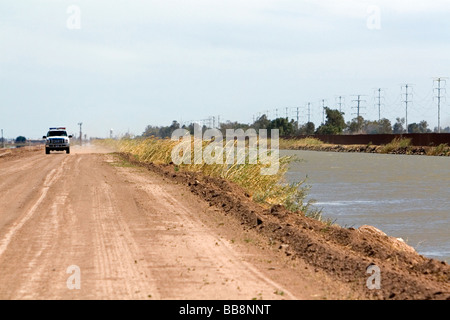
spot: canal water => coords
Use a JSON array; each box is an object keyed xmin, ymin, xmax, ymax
[{"xmin": 282, "ymin": 150, "xmax": 450, "ymax": 263}]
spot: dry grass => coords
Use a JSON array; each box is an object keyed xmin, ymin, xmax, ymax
[
  {"xmin": 279, "ymin": 137, "xmax": 324, "ymax": 149},
  {"xmin": 379, "ymin": 137, "xmax": 412, "ymax": 154},
  {"xmin": 97, "ymin": 137, "xmax": 318, "ymax": 216},
  {"xmin": 426, "ymin": 143, "xmax": 450, "ymax": 156}
]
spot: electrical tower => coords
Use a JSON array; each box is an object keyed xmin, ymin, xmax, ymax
[
  {"xmin": 375, "ymin": 88, "xmax": 384, "ymax": 121},
  {"xmin": 321, "ymin": 99, "xmax": 327, "ymax": 124},
  {"xmin": 433, "ymin": 77, "xmax": 447, "ymax": 133},
  {"xmin": 78, "ymin": 122, "xmax": 83, "ymax": 146},
  {"xmin": 336, "ymin": 96, "xmax": 344, "ymax": 113},
  {"xmin": 401, "ymin": 84, "xmax": 413, "ymax": 133},
  {"xmin": 351, "ymin": 95, "xmax": 366, "ymax": 133},
  {"xmin": 351, "ymin": 95, "xmax": 366, "ymax": 118},
  {"xmin": 307, "ymin": 102, "xmax": 311, "ymax": 123}
]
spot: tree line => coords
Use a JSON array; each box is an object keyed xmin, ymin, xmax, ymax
[{"xmin": 141, "ymin": 109, "xmax": 450, "ymax": 138}]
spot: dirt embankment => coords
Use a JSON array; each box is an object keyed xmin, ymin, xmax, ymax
[
  {"xmin": 282, "ymin": 143, "xmax": 450, "ymax": 156},
  {"xmin": 120, "ymin": 153, "xmax": 450, "ymax": 300}
]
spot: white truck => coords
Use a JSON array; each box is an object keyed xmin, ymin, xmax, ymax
[{"xmin": 43, "ymin": 127, "xmax": 72, "ymax": 154}]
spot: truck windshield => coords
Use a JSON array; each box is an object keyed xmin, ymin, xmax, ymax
[{"xmin": 47, "ymin": 131, "xmax": 68, "ymax": 137}]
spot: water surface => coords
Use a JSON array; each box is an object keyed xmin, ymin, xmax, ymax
[{"xmin": 282, "ymin": 150, "xmax": 450, "ymax": 263}]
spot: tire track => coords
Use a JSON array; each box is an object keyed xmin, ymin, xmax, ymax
[{"xmin": 0, "ymin": 157, "xmax": 69, "ymax": 259}]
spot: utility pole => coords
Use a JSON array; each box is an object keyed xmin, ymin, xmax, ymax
[
  {"xmin": 401, "ymin": 84, "xmax": 413, "ymax": 133},
  {"xmin": 352, "ymin": 95, "xmax": 366, "ymax": 118},
  {"xmin": 296, "ymin": 107, "xmax": 300, "ymax": 129},
  {"xmin": 307, "ymin": 102, "xmax": 311, "ymax": 123},
  {"xmin": 1, "ymin": 129, "xmax": 4, "ymax": 149},
  {"xmin": 285, "ymin": 107, "xmax": 289, "ymax": 119},
  {"xmin": 321, "ymin": 99, "xmax": 327, "ymax": 124},
  {"xmin": 375, "ymin": 88, "xmax": 384, "ymax": 121},
  {"xmin": 434, "ymin": 77, "xmax": 447, "ymax": 133},
  {"xmin": 352, "ymin": 95, "xmax": 366, "ymax": 133},
  {"xmin": 78, "ymin": 122, "xmax": 83, "ymax": 146},
  {"xmin": 337, "ymin": 96, "xmax": 344, "ymax": 113}
]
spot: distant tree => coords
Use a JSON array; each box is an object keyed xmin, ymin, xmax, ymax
[
  {"xmin": 158, "ymin": 121, "xmax": 180, "ymax": 138},
  {"xmin": 298, "ymin": 122, "xmax": 315, "ymax": 135},
  {"xmin": 315, "ymin": 108, "xmax": 346, "ymax": 135},
  {"xmin": 364, "ymin": 118, "xmax": 393, "ymax": 134},
  {"xmin": 219, "ymin": 121, "xmax": 250, "ymax": 133},
  {"xmin": 267, "ymin": 118, "xmax": 297, "ymax": 136},
  {"xmin": 345, "ymin": 116, "xmax": 365, "ymax": 134},
  {"xmin": 393, "ymin": 117, "xmax": 406, "ymax": 134},
  {"xmin": 377, "ymin": 118, "xmax": 393, "ymax": 134},
  {"xmin": 141, "ymin": 120, "xmax": 181, "ymax": 138},
  {"xmin": 408, "ymin": 120, "xmax": 431, "ymax": 133},
  {"xmin": 252, "ymin": 114, "xmax": 271, "ymax": 130},
  {"xmin": 142, "ymin": 125, "xmax": 160, "ymax": 137},
  {"xmin": 15, "ymin": 136, "xmax": 26, "ymax": 143}
]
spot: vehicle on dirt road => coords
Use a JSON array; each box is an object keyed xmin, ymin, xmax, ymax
[{"xmin": 43, "ymin": 127, "xmax": 72, "ymax": 154}]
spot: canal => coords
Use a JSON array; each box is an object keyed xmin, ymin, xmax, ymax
[{"xmin": 283, "ymin": 150, "xmax": 450, "ymax": 263}]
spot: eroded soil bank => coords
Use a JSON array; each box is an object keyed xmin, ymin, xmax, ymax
[
  {"xmin": 281, "ymin": 143, "xmax": 450, "ymax": 156},
  {"xmin": 120, "ymin": 152, "xmax": 450, "ymax": 300}
]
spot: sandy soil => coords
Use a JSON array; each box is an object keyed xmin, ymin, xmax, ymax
[{"xmin": 0, "ymin": 145, "xmax": 360, "ymax": 300}]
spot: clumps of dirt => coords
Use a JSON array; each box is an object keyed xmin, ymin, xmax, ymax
[
  {"xmin": 287, "ymin": 144, "xmax": 449, "ymax": 156},
  {"xmin": 119, "ymin": 153, "xmax": 450, "ymax": 300}
]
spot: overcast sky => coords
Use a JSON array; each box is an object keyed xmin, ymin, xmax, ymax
[{"xmin": 1, "ymin": 0, "xmax": 450, "ymax": 139}]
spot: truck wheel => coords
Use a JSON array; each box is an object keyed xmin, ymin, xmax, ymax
[
  {"xmin": 45, "ymin": 148, "xmax": 50, "ymax": 154},
  {"xmin": 66, "ymin": 148, "xmax": 70, "ymax": 154}
]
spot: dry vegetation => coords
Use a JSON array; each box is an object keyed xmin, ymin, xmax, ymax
[{"xmin": 97, "ymin": 137, "xmax": 322, "ymax": 220}]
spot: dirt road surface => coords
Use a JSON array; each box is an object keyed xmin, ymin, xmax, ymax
[{"xmin": 0, "ymin": 145, "xmax": 355, "ymax": 300}]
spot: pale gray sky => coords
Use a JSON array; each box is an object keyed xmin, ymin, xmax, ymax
[{"xmin": 1, "ymin": 0, "xmax": 450, "ymax": 139}]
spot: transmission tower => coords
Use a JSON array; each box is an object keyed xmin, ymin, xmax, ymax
[
  {"xmin": 374, "ymin": 88, "xmax": 385, "ymax": 121},
  {"xmin": 78, "ymin": 122, "xmax": 83, "ymax": 146},
  {"xmin": 336, "ymin": 96, "xmax": 345, "ymax": 113},
  {"xmin": 321, "ymin": 99, "xmax": 327, "ymax": 124},
  {"xmin": 351, "ymin": 95, "xmax": 366, "ymax": 118},
  {"xmin": 307, "ymin": 102, "xmax": 311, "ymax": 123},
  {"xmin": 401, "ymin": 84, "xmax": 413, "ymax": 133},
  {"xmin": 433, "ymin": 77, "xmax": 447, "ymax": 133}
]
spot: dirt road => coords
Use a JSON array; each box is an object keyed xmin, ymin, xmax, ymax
[{"xmin": 0, "ymin": 145, "xmax": 356, "ymax": 300}]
